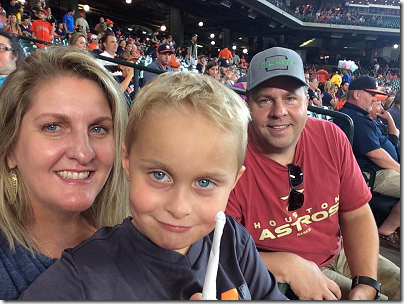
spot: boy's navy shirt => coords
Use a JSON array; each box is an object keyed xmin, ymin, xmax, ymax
[{"xmin": 19, "ymin": 216, "xmax": 287, "ymax": 300}]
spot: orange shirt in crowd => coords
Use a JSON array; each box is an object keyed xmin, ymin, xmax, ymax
[
  {"xmin": 218, "ymin": 48, "xmax": 232, "ymax": 59},
  {"xmin": 30, "ymin": 20, "xmax": 53, "ymax": 48}
]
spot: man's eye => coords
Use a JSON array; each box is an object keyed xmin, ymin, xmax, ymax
[{"xmin": 90, "ymin": 126, "xmax": 108, "ymax": 134}]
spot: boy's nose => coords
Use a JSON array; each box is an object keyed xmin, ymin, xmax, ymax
[{"xmin": 165, "ymin": 187, "xmax": 193, "ymax": 219}]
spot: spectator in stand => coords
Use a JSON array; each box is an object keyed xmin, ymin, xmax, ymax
[
  {"xmin": 217, "ymin": 57, "xmax": 231, "ymax": 79},
  {"xmin": 159, "ymin": 36, "xmax": 166, "ymax": 45},
  {"xmin": 0, "ymin": 8, "xmax": 6, "ymax": 29},
  {"xmin": 337, "ymin": 80, "xmax": 349, "ymax": 99},
  {"xmin": 196, "ymin": 54, "xmax": 205, "ymax": 74},
  {"xmin": 0, "ymin": 46, "xmax": 129, "ymax": 300},
  {"xmin": 4, "ymin": 13, "xmax": 21, "ymax": 35},
  {"xmin": 98, "ymin": 32, "xmax": 118, "ymax": 67},
  {"xmin": 335, "ymin": 76, "xmax": 400, "ymax": 251},
  {"xmin": 186, "ymin": 33, "xmax": 198, "ymax": 66},
  {"xmin": 130, "ymin": 44, "xmax": 142, "ymax": 59},
  {"xmin": 226, "ymin": 47, "xmax": 400, "ymax": 301},
  {"xmin": 387, "ymin": 91, "xmax": 400, "ymax": 132},
  {"xmin": 204, "ymin": 60, "xmax": 219, "ymax": 80},
  {"xmin": 45, "ymin": 7, "xmax": 56, "ymax": 33},
  {"xmin": 95, "ymin": 17, "xmax": 107, "ymax": 37},
  {"xmin": 69, "ymin": 32, "xmax": 87, "ymax": 51},
  {"xmin": 62, "ymin": 8, "xmax": 75, "ymax": 34},
  {"xmin": 75, "ymin": 13, "xmax": 89, "ymax": 35},
  {"xmin": 105, "ymin": 19, "xmax": 114, "ymax": 35},
  {"xmin": 0, "ymin": 31, "xmax": 23, "ymax": 86},
  {"xmin": 150, "ymin": 29, "xmax": 159, "ymax": 45},
  {"xmin": 330, "ymin": 69, "xmax": 342, "ymax": 87},
  {"xmin": 115, "ymin": 53, "xmax": 135, "ymax": 108},
  {"xmin": 232, "ymin": 51, "xmax": 240, "ymax": 66},
  {"xmin": 87, "ymin": 34, "xmax": 99, "ymax": 52},
  {"xmin": 125, "ymin": 42, "xmax": 132, "ymax": 54},
  {"xmin": 6, "ymin": 0, "xmax": 20, "ymax": 16},
  {"xmin": 321, "ymin": 81, "xmax": 337, "ymax": 109},
  {"xmin": 166, "ymin": 34, "xmax": 176, "ymax": 50},
  {"xmin": 143, "ymin": 43, "xmax": 174, "ymax": 84},
  {"xmin": 341, "ymin": 69, "xmax": 351, "ymax": 84},
  {"xmin": 308, "ymin": 76, "xmax": 322, "ymax": 106},
  {"xmin": 116, "ymin": 39, "xmax": 126, "ymax": 56},
  {"xmin": 218, "ymin": 47, "xmax": 232, "ymax": 60},
  {"xmin": 30, "ymin": 9, "xmax": 53, "ymax": 48},
  {"xmin": 19, "ymin": 15, "xmax": 31, "ymax": 36},
  {"xmin": 30, "ymin": 0, "xmax": 42, "ymax": 20},
  {"xmin": 54, "ymin": 22, "xmax": 65, "ymax": 38},
  {"xmin": 168, "ymin": 56, "xmax": 180, "ymax": 72}
]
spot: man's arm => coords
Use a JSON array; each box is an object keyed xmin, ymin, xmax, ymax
[
  {"xmin": 376, "ymin": 110, "xmax": 399, "ymax": 137},
  {"xmin": 259, "ymin": 251, "xmax": 341, "ymax": 300},
  {"xmin": 339, "ymin": 204, "xmax": 379, "ymax": 300},
  {"xmin": 366, "ymin": 148, "xmax": 400, "ymax": 172}
]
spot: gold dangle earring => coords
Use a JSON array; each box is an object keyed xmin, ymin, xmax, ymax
[{"xmin": 8, "ymin": 167, "xmax": 18, "ymax": 204}]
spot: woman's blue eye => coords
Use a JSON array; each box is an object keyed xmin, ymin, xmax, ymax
[
  {"xmin": 44, "ymin": 123, "xmax": 60, "ymax": 131},
  {"xmin": 152, "ymin": 171, "xmax": 169, "ymax": 181},
  {"xmin": 197, "ymin": 179, "xmax": 214, "ymax": 189}
]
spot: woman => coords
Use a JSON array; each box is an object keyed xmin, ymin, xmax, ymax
[
  {"xmin": 0, "ymin": 46, "xmax": 129, "ymax": 299},
  {"xmin": 69, "ymin": 32, "xmax": 87, "ymax": 51},
  {"xmin": 4, "ymin": 14, "xmax": 22, "ymax": 36},
  {"xmin": 321, "ymin": 80, "xmax": 336, "ymax": 109},
  {"xmin": 204, "ymin": 60, "xmax": 219, "ymax": 80},
  {"xmin": 54, "ymin": 22, "xmax": 65, "ymax": 38}
]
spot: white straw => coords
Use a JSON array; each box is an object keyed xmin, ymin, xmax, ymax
[{"xmin": 201, "ymin": 211, "xmax": 226, "ymax": 300}]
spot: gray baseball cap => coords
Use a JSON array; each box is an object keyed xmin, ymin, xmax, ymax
[{"xmin": 247, "ymin": 47, "xmax": 308, "ymax": 91}]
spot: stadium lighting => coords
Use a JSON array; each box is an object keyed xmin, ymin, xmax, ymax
[
  {"xmin": 83, "ymin": 5, "xmax": 89, "ymax": 11},
  {"xmin": 160, "ymin": 25, "xmax": 166, "ymax": 31},
  {"xmin": 198, "ymin": 21, "xmax": 204, "ymax": 27},
  {"xmin": 239, "ymin": 37, "xmax": 242, "ymax": 40},
  {"xmin": 211, "ymin": 41, "xmax": 215, "ymax": 45},
  {"xmin": 393, "ymin": 44, "xmax": 399, "ymax": 49},
  {"xmin": 142, "ymin": 31, "xmax": 147, "ymax": 34},
  {"xmin": 242, "ymin": 48, "xmax": 248, "ymax": 54},
  {"xmin": 126, "ymin": 0, "xmax": 132, "ymax": 3},
  {"xmin": 127, "ymin": 28, "xmax": 133, "ymax": 31},
  {"xmin": 210, "ymin": 33, "xmax": 215, "ymax": 38},
  {"xmin": 232, "ymin": 45, "xmax": 236, "ymax": 50}
]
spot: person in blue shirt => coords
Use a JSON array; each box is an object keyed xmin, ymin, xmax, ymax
[
  {"xmin": 62, "ymin": 8, "xmax": 74, "ymax": 34},
  {"xmin": 334, "ymin": 75, "xmax": 400, "ymax": 251},
  {"xmin": 387, "ymin": 91, "xmax": 400, "ymax": 132}
]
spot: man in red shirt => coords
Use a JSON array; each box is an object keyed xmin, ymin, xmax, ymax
[{"xmin": 226, "ymin": 47, "xmax": 399, "ymax": 300}]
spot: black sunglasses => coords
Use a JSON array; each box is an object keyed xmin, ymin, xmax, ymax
[{"xmin": 287, "ymin": 164, "xmax": 304, "ymax": 211}]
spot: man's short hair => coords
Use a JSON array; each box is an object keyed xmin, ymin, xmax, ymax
[
  {"xmin": 102, "ymin": 32, "xmax": 115, "ymax": 44},
  {"xmin": 125, "ymin": 72, "xmax": 251, "ymax": 169},
  {"xmin": 309, "ymin": 76, "xmax": 317, "ymax": 83}
]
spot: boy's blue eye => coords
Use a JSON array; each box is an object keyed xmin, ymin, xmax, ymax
[
  {"xmin": 91, "ymin": 126, "xmax": 108, "ymax": 134},
  {"xmin": 152, "ymin": 171, "xmax": 169, "ymax": 181},
  {"xmin": 197, "ymin": 179, "xmax": 214, "ymax": 189}
]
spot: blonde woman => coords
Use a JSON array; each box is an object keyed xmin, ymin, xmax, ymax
[
  {"xmin": 0, "ymin": 46, "xmax": 129, "ymax": 299},
  {"xmin": 321, "ymin": 80, "xmax": 337, "ymax": 109},
  {"xmin": 4, "ymin": 14, "xmax": 22, "ymax": 36}
]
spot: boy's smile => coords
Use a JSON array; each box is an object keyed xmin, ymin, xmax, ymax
[{"xmin": 122, "ymin": 105, "xmax": 244, "ymax": 255}]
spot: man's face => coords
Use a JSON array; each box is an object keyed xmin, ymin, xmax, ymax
[
  {"xmin": 368, "ymin": 100, "xmax": 383, "ymax": 120},
  {"xmin": 356, "ymin": 90, "xmax": 378, "ymax": 112},
  {"xmin": 100, "ymin": 17, "xmax": 104, "ymax": 23},
  {"xmin": 69, "ymin": 10, "xmax": 75, "ymax": 16},
  {"xmin": 0, "ymin": 35, "xmax": 16, "ymax": 76},
  {"xmin": 341, "ymin": 82, "xmax": 349, "ymax": 92},
  {"xmin": 103, "ymin": 35, "xmax": 117, "ymax": 55},
  {"xmin": 158, "ymin": 51, "xmax": 172, "ymax": 67},
  {"xmin": 309, "ymin": 78, "xmax": 318, "ymax": 90},
  {"xmin": 192, "ymin": 35, "xmax": 197, "ymax": 42},
  {"xmin": 304, "ymin": 73, "xmax": 309, "ymax": 84},
  {"xmin": 220, "ymin": 65, "xmax": 229, "ymax": 75},
  {"xmin": 247, "ymin": 77, "xmax": 309, "ymax": 156}
]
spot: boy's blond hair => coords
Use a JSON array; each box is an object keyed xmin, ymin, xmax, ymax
[{"xmin": 125, "ymin": 72, "xmax": 251, "ymax": 169}]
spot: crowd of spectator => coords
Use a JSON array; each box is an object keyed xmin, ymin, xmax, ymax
[{"xmin": 267, "ymin": 0, "xmax": 400, "ymax": 29}]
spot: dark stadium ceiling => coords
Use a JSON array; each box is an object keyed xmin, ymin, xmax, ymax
[{"xmin": 55, "ymin": 0, "xmax": 399, "ymax": 51}]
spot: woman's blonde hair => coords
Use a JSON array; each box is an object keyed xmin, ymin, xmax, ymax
[
  {"xmin": 0, "ymin": 46, "xmax": 130, "ymax": 253},
  {"xmin": 323, "ymin": 81, "xmax": 334, "ymax": 94},
  {"xmin": 125, "ymin": 72, "xmax": 251, "ymax": 170}
]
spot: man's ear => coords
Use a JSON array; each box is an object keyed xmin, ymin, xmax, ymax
[
  {"xmin": 121, "ymin": 143, "xmax": 130, "ymax": 181},
  {"xmin": 232, "ymin": 165, "xmax": 246, "ymax": 190}
]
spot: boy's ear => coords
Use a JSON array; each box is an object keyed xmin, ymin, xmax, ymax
[
  {"xmin": 121, "ymin": 142, "xmax": 131, "ymax": 181},
  {"xmin": 232, "ymin": 165, "xmax": 245, "ymax": 190}
]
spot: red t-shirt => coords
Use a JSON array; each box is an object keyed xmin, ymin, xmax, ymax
[
  {"xmin": 30, "ymin": 20, "xmax": 53, "ymax": 48},
  {"xmin": 226, "ymin": 118, "xmax": 371, "ymax": 267}
]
